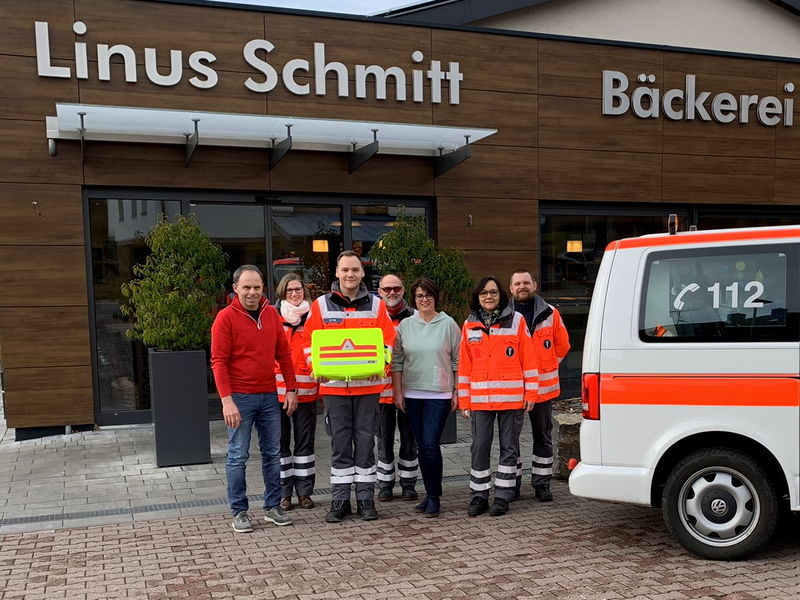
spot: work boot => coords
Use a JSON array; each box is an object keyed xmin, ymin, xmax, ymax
[
  {"xmin": 298, "ymin": 495, "xmax": 315, "ymax": 509},
  {"xmin": 534, "ymin": 484, "xmax": 553, "ymax": 503},
  {"xmin": 400, "ymin": 485, "xmax": 418, "ymax": 501},
  {"xmin": 356, "ymin": 498, "xmax": 379, "ymax": 521},
  {"xmin": 279, "ymin": 497, "xmax": 293, "ymax": 511},
  {"xmin": 467, "ymin": 497, "xmax": 489, "ymax": 517},
  {"xmin": 325, "ymin": 500, "xmax": 352, "ymax": 523},
  {"xmin": 489, "ymin": 498, "xmax": 509, "ymax": 517},
  {"xmin": 377, "ymin": 486, "xmax": 394, "ymax": 502}
]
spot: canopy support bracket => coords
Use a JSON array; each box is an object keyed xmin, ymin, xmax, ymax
[
  {"xmin": 434, "ymin": 135, "xmax": 471, "ymax": 177},
  {"xmin": 185, "ymin": 119, "xmax": 200, "ymax": 167},
  {"xmin": 270, "ymin": 124, "xmax": 293, "ymax": 169},
  {"xmin": 349, "ymin": 129, "xmax": 379, "ymax": 174}
]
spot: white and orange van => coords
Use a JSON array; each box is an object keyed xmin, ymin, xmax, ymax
[{"xmin": 569, "ymin": 222, "xmax": 800, "ymax": 560}]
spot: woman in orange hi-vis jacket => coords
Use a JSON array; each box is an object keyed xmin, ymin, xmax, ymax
[
  {"xmin": 274, "ymin": 273, "xmax": 319, "ymax": 512},
  {"xmin": 458, "ymin": 276, "xmax": 538, "ymax": 518}
]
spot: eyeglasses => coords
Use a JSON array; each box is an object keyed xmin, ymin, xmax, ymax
[
  {"xmin": 286, "ymin": 287, "xmax": 304, "ymax": 295},
  {"xmin": 479, "ymin": 290, "xmax": 500, "ymax": 298},
  {"xmin": 380, "ymin": 286, "xmax": 403, "ymax": 293},
  {"xmin": 414, "ymin": 293, "xmax": 433, "ymax": 301}
]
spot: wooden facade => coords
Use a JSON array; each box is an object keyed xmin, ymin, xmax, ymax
[{"xmin": 1, "ymin": 0, "xmax": 799, "ymax": 428}]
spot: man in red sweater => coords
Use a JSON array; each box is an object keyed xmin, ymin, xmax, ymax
[{"xmin": 211, "ymin": 265, "xmax": 299, "ymax": 533}]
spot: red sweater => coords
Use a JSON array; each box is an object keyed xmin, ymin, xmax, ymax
[{"xmin": 211, "ymin": 296, "xmax": 296, "ymax": 398}]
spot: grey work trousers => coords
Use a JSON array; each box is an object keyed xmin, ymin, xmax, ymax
[
  {"xmin": 377, "ymin": 403, "xmax": 418, "ymax": 490},
  {"xmin": 513, "ymin": 400, "xmax": 554, "ymax": 488},
  {"xmin": 324, "ymin": 394, "xmax": 379, "ymax": 501},
  {"xmin": 469, "ymin": 409, "xmax": 521, "ymax": 502}
]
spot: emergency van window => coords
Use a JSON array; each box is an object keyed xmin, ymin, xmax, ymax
[{"xmin": 640, "ymin": 245, "xmax": 798, "ymax": 343}]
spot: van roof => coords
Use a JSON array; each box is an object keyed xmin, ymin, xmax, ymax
[{"xmin": 610, "ymin": 224, "xmax": 800, "ymax": 251}]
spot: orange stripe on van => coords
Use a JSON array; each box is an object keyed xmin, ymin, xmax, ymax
[
  {"xmin": 600, "ymin": 374, "xmax": 800, "ymax": 407},
  {"xmin": 615, "ymin": 228, "xmax": 800, "ymax": 250}
]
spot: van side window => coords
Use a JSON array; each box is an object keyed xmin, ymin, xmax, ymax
[{"xmin": 639, "ymin": 244, "xmax": 799, "ymax": 343}]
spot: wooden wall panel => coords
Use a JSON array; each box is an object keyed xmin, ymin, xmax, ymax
[
  {"xmin": 435, "ymin": 146, "xmax": 537, "ymax": 199},
  {"xmin": 539, "ymin": 40, "xmax": 662, "ymax": 99},
  {"xmin": 78, "ymin": 64, "xmax": 267, "ymax": 115},
  {"xmin": 75, "ymin": 0, "xmax": 265, "ymax": 72},
  {"xmin": 436, "ymin": 197, "xmax": 537, "ymax": 251},
  {"xmin": 539, "ymin": 149, "xmax": 661, "ymax": 202},
  {"xmin": 0, "ymin": 246, "xmax": 87, "ymax": 306},
  {"xmin": 775, "ymin": 63, "xmax": 800, "ymax": 160},
  {"xmin": 0, "ymin": 306, "xmax": 90, "ymax": 368},
  {"xmin": 270, "ymin": 151, "xmax": 434, "ymax": 197},
  {"xmin": 662, "ymin": 155, "xmax": 774, "ymax": 204},
  {"xmin": 662, "ymin": 54, "xmax": 777, "ymax": 99},
  {"xmin": 0, "ymin": 0, "xmax": 75, "ymax": 58},
  {"xmin": 266, "ymin": 14, "xmax": 432, "ymax": 76},
  {"xmin": 774, "ymin": 159, "xmax": 800, "ymax": 205},
  {"xmin": 0, "ymin": 119, "xmax": 82, "ymax": 185},
  {"xmin": 3, "ymin": 366, "xmax": 93, "ymax": 427},
  {"xmin": 539, "ymin": 95, "xmax": 661, "ymax": 153},
  {"xmin": 461, "ymin": 250, "xmax": 539, "ymax": 285},
  {"xmin": 0, "ymin": 184, "xmax": 83, "ymax": 245},
  {"xmin": 432, "ymin": 30, "xmax": 537, "ymax": 94},
  {"xmin": 433, "ymin": 89, "xmax": 536, "ymax": 148},
  {"xmin": 662, "ymin": 119, "xmax": 776, "ymax": 158},
  {"xmin": 83, "ymin": 142, "xmax": 270, "ymax": 189},
  {"xmin": 268, "ymin": 79, "xmax": 432, "ymax": 124},
  {"xmin": 0, "ymin": 56, "xmax": 78, "ymax": 121}
]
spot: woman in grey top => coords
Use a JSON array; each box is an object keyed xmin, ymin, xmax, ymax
[{"xmin": 391, "ymin": 277, "xmax": 461, "ymax": 517}]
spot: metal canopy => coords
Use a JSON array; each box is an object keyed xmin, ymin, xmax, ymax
[{"xmin": 46, "ymin": 103, "xmax": 496, "ymax": 174}]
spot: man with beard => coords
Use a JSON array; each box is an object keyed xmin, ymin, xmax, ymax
[
  {"xmin": 509, "ymin": 269, "xmax": 570, "ymax": 502},
  {"xmin": 376, "ymin": 274, "xmax": 418, "ymax": 502}
]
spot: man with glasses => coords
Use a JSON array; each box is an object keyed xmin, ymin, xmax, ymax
[
  {"xmin": 376, "ymin": 274, "xmax": 419, "ymax": 503},
  {"xmin": 509, "ymin": 269, "xmax": 570, "ymax": 502},
  {"xmin": 304, "ymin": 251, "xmax": 396, "ymax": 523}
]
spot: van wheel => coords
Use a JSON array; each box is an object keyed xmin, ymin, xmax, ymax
[{"xmin": 662, "ymin": 447, "xmax": 778, "ymax": 560}]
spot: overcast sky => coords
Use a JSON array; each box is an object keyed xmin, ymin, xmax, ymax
[{"xmin": 211, "ymin": 0, "xmax": 425, "ymax": 16}]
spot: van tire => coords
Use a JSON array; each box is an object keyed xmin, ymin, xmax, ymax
[{"xmin": 662, "ymin": 447, "xmax": 778, "ymax": 560}]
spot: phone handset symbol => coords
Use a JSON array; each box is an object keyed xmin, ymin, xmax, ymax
[{"xmin": 673, "ymin": 283, "xmax": 700, "ymax": 310}]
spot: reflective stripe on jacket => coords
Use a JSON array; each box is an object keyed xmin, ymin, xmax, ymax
[
  {"xmin": 275, "ymin": 308, "xmax": 318, "ymax": 404},
  {"xmin": 457, "ymin": 308, "xmax": 538, "ymax": 411},
  {"xmin": 304, "ymin": 287, "xmax": 396, "ymax": 396}
]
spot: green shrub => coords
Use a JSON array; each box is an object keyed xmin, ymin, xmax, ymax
[
  {"xmin": 120, "ymin": 214, "xmax": 228, "ymax": 350},
  {"xmin": 369, "ymin": 209, "xmax": 473, "ymax": 322}
]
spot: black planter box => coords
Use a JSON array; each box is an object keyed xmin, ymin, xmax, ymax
[{"xmin": 149, "ymin": 349, "xmax": 211, "ymax": 467}]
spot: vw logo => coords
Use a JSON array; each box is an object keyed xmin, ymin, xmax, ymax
[{"xmin": 710, "ymin": 498, "xmax": 728, "ymax": 516}]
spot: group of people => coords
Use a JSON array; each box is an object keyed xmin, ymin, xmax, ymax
[{"xmin": 210, "ymin": 251, "xmax": 569, "ymax": 533}]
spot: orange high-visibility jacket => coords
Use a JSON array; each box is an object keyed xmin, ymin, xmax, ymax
[
  {"xmin": 379, "ymin": 304, "xmax": 415, "ymax": 404},
  {"xmin": 303, "ymin": 286, "xmax": 396, "ymax": 396},
  {"xmin": 530, "ymin": 304, "xmax": 570, "ymax": 401},
  {"xmin": 457, "ymin": 307, "xmax": 539, "ymax": 411},
  {"xmin": 275, "ymin": 306, "xmax": 318, "ymax": 404}
]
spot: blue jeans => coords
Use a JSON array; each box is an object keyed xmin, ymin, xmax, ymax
[
  {"xmin": 225, "ymin": 392, "xmax": 282, "ymax": 515},
  {"xmin": 405, "ymin": 397, "xmax": 451, "ymax": 498}
]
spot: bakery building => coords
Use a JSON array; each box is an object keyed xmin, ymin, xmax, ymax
[{"xmin": 3, "ymin": 0, "xmax": 800, "ymax": 437}]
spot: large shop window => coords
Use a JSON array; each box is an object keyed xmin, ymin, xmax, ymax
[
  {"xmin": 640, "ymin": 245, "xmax": 799, "ymax": 343},
  {"xmin": 89, "ymin": 198, "xmax": 181, "ymax": 419}
]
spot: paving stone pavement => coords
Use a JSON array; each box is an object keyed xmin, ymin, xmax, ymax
[{"xmin": 2, "ymin": 402, "xmax": 800, "ymax": 599}]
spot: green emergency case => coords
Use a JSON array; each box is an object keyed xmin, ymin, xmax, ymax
[{"xmin": 310, "ymin": 327, "xmax": 387, "ymax": 380}]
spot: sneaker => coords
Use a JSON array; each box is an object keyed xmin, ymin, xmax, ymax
[
  {"xmin": 356, "ymin": 499, "xmax": 379, "ymax": 521},
  {"xmin": 325, "ymin": 500, "xmax": 352, "ymax": 523},
  {"xmin": 489, "ymin": 498, "xmax": 509, "ymax": 516},
  {"xmin": 377, "ymin": 487, "xmax": 394, "ymax": 502},
  {"xmin": 280, "ymin": 497, "xmax": 294, "ymax": 511},
  {"xmin": 400, "ymin": 487, "xmax": 419, "ymax": 501},
  {"xmin": 467, "ymin": 497, "xmax": 489, "ymax": 517},
  {"xmin": 414, "ymin": 497, "xmax": 429, "ymax": 513},
  {"xmin": 298, "ymin": 495, "xmax": 315, "ymax": 509},
  {"xmin": 231, "ymin": 511, "xmax": 253, "ymax": 533},
  {"xmin": 264, "ymin": 506, "xmax": 293, "ymax": 527},
  {"xmin": 534, "ymin": 485, "xmax": 553, "ymax": 503},
  {"xmin": 424, "ymin": 496, "xmax": 440, "ymax": 518}
]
